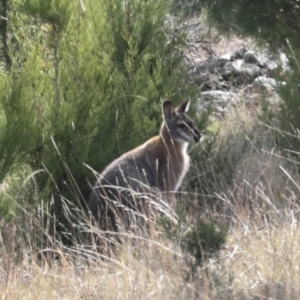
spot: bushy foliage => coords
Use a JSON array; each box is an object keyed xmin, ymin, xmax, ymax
[
  {"xmin": 181, "ymin": 219, "xmax": 227, "ymax": 278},
  {"xmin": 0, "ymin": 0, "xmax": 200, "ymax": 226},
  {"xmin": 270, "ymin": 61, "xmax": 300, "ymax": 154}
]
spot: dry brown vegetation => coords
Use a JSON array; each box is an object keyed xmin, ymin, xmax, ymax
[{"xmin": 1, "ymin": 100, "xmax": 300, "ymax": 300}]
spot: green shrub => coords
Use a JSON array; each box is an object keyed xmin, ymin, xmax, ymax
[
  {"xmin": 271, "ymin": 61, "xmax": 300, "ymax": 155},
  {"xmin": 181, "ymin": 219, "xmax": 227, "ymax": 279},
  {"xmin": 0, "ymin": 0, "xmax": 202, "ymax": 235}
]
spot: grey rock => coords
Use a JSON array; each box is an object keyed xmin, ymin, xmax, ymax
[
  {"xmin": 265, "ymin": 60, "xmax": 281, "ymax": 78},
  {"xmin": 230, "ymin": 48, "xmax": 247, "ymax": 60},
  {"xmin": 190, "ymin": 58, "xmax": 230, "ymax": 75},
  {"xmin": 216, "ymin": 58, "xmax": 230, "ymax": 69},
  {"xmin": 200, "ymin": 91, "xmax": 238, "ymax": 104},
  {"xmin": 224, "ymin": 60, "xmax": 243, "ymax": 71},
  {"xmin": 189, "ymin": 72, "xmax": 231, "ymax": 91},
  {"xmin": 197, "ymin": 91, "xmax": 239, "ymax": 119},
  {"xmin": 222, "ymin": 60, "xmax": 243, "ymax": 81},
  {"xmin": 267, "ymin": 93, "xmax": 281, "ymax": 106},
  {"xmin": 244, "ymin": 51, "xmax": 263, "ymax": 66},
  {"xmin": 221, "ymin": 53, "xmax": 232, "ymax": 61},
  {"xmin": 188, "ymin": 57, "xmax": 233, "ymax": 90},
  {"xmin": 252, "ymin": 76, "xmax": 277, "ymax": 93},
  {"xmin": 223, "ymin": 62, "xmax": 262, "ymax": 85},
  {"xmin": 238, "ymin": 64, "xmax": 263, "ymax": 83},
  {"xmin": 189, "ymin": 72, "xmax": 210, "ymax": 85},
  {"xmin": 279, "ymin": 51, "xmax": 289, "ymax": 69}
]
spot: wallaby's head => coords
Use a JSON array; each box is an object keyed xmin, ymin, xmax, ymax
[{"xmin": 162, "ymin": 99, "xmax": 201, "ymax": 144}]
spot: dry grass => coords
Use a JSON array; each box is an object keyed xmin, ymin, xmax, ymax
[
  {"xmin": 2, "ymin": 219, "xmax": 300, "ymax": 299},
  {"xmin": 1, "ymin": 93, "xmax": 300, "ymax": 300},
  {"xmin": 1, "ymin": 185, "xmax": 300, "ymax": 300},
  {"xmin": 228, "ymin": 224, "xmax": 300, "ymax": 299},
  {"xmin": 0, "ymin": 234, "xmax": 192, "ymax": 300}
]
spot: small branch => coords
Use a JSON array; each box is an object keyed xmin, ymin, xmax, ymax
[
  {"xmin": 0, "ymin": 0, "xmax": 11, "ymax": 70},
  {"xmin": 53, "ymin": 27, "xmax": 60, "ymax": 109}
]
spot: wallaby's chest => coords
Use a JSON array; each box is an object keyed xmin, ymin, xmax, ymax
[{"xmin": 173, "ymin": 143, "xmax": 190, "ymax": 191}]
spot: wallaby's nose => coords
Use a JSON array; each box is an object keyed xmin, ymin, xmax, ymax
[{"xmin": 193, "ymin": 129, "xmax": 201, "ymax": 143}]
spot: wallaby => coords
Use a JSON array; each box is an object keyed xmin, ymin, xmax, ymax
[{"xmin": 88, "ymin": 99, "xmax": 201, "ymax": 233}]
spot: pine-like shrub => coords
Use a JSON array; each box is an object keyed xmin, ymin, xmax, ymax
[{"xmin": 0, "ymin": 0, "xmax": 201, "ymax": 235}]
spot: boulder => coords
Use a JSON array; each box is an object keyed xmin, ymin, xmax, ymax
[
  {"xmin": 244, "ymin": 51, "xmax": 263, "ymax": 66},
  {"xmin": 251, "ymin": 76, "xmax": 277, "ymax": 94},
  {"xmin": 222, "ymin": 61, "xmax": 262, "ymax": 85},
  {"xmin": 230, "ymin": 48, "xmax": 247, "ymax": 60}
]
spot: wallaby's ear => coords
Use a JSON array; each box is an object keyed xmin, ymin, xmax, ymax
[
  {"xmin": 162, "ymin": 100, "xmax": 175, "ymax": 119},
  {"xmin": 176, "ymin": 98, "xmax": 190, "ymax": 113}
]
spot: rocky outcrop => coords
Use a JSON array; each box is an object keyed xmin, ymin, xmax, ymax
[
  {"xmin": 188, "ymin": 48, "xmax": 284, "ymax": 116},
  {"xmin": 183, "ymin": 18, "xmax": 287, "ymax": 117}
]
